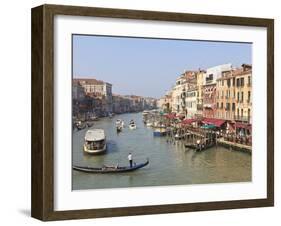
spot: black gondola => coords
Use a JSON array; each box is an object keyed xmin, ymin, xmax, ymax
[
  {"xmin": 73, "ymin": 159, "xmax": 149, "ymax": 173},
  {"xmin": 185, "ymin": 143, "xmax": 215, "ymax": 151}
]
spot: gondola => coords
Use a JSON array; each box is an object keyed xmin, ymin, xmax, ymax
[
  {"xmin": 184, "ymin": 143, "xmax": 197, "ymax": 149},
  {"xmin": 185, "ymin": 143, "xmax": 215, "ymax": 151},
  {"xmin": 73, "ymin": 159, "xmax": 149, "ymax": 173},
  {"xmin": 196, "ymin": 143, "xmax": 215, "ymax": 152}
]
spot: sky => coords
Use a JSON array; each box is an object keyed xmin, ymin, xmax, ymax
[{"xmin": 73, "ymin": 35, "xmax": 252, "ymax": 98}]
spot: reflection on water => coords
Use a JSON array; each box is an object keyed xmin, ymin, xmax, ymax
[{"xmin": 72, "ymin": 112, "xmax": 251, "ymax": 190}]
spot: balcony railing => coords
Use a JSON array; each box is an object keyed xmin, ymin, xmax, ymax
[{"xmin": 234, "ymin": 115, "xmax": 251, "ymax": 123}]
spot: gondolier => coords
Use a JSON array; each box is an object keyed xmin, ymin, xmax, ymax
[{"xmin": 128, "ymin": 153, "xmax": 133, "ymax": 168}]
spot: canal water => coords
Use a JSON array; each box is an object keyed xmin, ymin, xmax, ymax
[{"xmin": 72, "ymin": 112, "xmax": 251, "ymax": 190}]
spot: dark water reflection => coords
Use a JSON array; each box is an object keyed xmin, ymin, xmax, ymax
[{"xmin": 72, "ymin": 112, "xmax": 251, "ymax": 190}]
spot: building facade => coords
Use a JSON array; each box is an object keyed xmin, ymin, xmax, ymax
[
  {"xmin": 202, "ymin": 64, "xmax": 232, "ymax": 118},
  {"xmin": 73, "ymin": 78, "xmax": 113, "ymax": 114},
  {"xmin": 215, "ymin": 64, "xmax": 252, "ymax": 123}
]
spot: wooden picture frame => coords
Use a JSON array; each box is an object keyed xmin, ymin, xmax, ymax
[{"xmin": 31, "ymin": 4, "xmax": 274, "ymax": 221}]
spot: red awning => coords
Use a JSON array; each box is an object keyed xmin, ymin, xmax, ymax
[
  {"xmin": 181, "ymin": 118, "xmax": 197, "ymax": 125},
  {"xmin": 202, "ymin": 118, "xmax": 226, "ymax": 127},
  {"xmin": 236, "ymin": 122, "xmax": 251, "ymax": 130},
  {"xmin": 165, "ymin": 113, "xmax": 177, "ymax": 119}
]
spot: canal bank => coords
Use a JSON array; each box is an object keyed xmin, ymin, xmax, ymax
[{"xmin": 72, "ymin": 112, "xmax": 252, "ymax": 190}]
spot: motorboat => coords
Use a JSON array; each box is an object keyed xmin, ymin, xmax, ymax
[
  {"xmin": 76, "ymin": 120, "xmax": 86, "ymax": 130},
  {"xmin": 116, "ymin": 125, "xmax": 122, "ymax": 133},
  {"xmin": 146, "ymin": 121, "xmax": 153, "ymax": 127},
  {"xmin": 116, "ymin": 119, "xmax": 124, "ymax": 128},
  {"xmin": 83, "ymin": 129, "xmax": 106, "ymax": 154},
  {"xmin": 153, "ymin": 127, "xmax": 167, "ymax": 136},
  {"xmin": 86, "ymin": 121, "xmax": 94, "ymax": 127},
  {"xmin": 129, "ymin": 120, "xmax": 137, "ymax": 129}
]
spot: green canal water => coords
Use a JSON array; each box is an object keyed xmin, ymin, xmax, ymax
[{"xmin": 72, "ymin": 112, "xmax": 251, "ymax": 190}]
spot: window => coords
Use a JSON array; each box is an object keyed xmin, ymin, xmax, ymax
[
  {"xmin": 241, "ymin": 77, "xmax": 244, "ymax": 87},
  {"xmin": 241, "ymin": 109, "xmax": 244, "ymax": 117},
  {"xmin": 221, "ymin": 102, "xmax": 223, "ymax": 109},
  {"xmin": 226, "ymin": 103, "xmax": 230, "ymax": 111},
  {"xmin": 241, "ymin": 92, "xmax": 244, "ymax": 102},
  {"xmin": 232, "ymin": 103, "xmax": 235, "ymax": 111},
  {"xmin": 248, "ymin": 76, "xmax": 251, "ymax": 86},
  {"xmin": 233, "ymin": 78, "xmax": 235, "ymax": 87},
  {"xmin": 237, "ymin": 92, "xmax": 240, "ymax": 101},
  {"xmin": 227, "ymin": 79, "xmax": 231, "ymax": 87},
  {"xmin": 248, "ymin": 91, "xmax": 251, "ymax": 102},
  {"xmin": 217, "ymin": 102, "xmax": 219, "ymax": 108},
  {"xmin": 233, "ymin": 90, "xmax": 235, "ymax": 98},
  {"xmin": 237, "ymin": 78, "xmax": 240, "ymax": 87}
]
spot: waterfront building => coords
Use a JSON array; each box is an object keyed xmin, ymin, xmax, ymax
[
  {"xmin": 215, "ymin": 64, "xmax": 252, "ymax": 124},
  {"xmin": 203, "ymin": 64, "xmax": 232, "ymax": 118},
  {"xmin": 171, "ymin": 74, "xmax": 186, "ymax": 114},
  {"xmin": 185, "ymin": 84, "xmax": 197, "ymax": 118},
  {"xmin": 73, "ymin": 78, "xmax": 113, "ymax": 114},
  {"xmin": 72, "ymin": 81, "xmax": 85, "ymax": 118},
  {"xmin": 234, "ymin": 64, "xmax": 252, "ymax": 123},
  {"xmin": 158, "ymin": 91, "xmax": 172, "ymax": 113}
]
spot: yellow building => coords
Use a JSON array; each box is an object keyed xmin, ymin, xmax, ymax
[{"xmin": 215, "ymin": 64, "xmax": 252, "ymax": 123}]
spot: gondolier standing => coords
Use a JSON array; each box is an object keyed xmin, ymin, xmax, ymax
[{"xmin": 128, "ymin": 153, "xmax": 133, "ymax": 168}]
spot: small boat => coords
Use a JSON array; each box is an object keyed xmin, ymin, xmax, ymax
[
  {"xmin": 196, "ymin": 143, "xmax": 215, "ymax": 152},
  {"xmin": 90, "ymin": 116, "xmax": 99, "ymax": 121},
  {"xmin": 116, "ymin": 119, "xmax": 124, "ymax": 128},
  {"xmin": 184, "ymin": 143, "xmax": 197, "ymax": 149},
  {"xmin": 76, "ymin": 121, "xmax": 86, "ymax": 130},
  {"xmin": 116, "ymin": 126, "xmax": 122, "ymax": 133},
  {"xmin": 146, "ymin": 121, "xmax": 153, "ymax": 127},
  {"xmin": 86, "ymin": 121, "xmax": 94, "ymax": 127},
  {"xmin": 73, "ymin": 159, "xmax": 149, "ymax": 173},
  {"xmin": 185, "ymin": 142, "xmax": 215, "ymax": 151},
  {"xmin": 129, "ymin": 120, "xmax": 136, "ymax": 129},
  {"xmin": 174, "ymin": 133, "xmax": 181, "ymax": 140},
  {"xmin": 153, "ymin": 127, "xmax": 167, "ymax": 136},
  {"xmin": 108, "ymin": 112, "xmax": 114, "ymax": 118},
  {"xmin": 83, "ymin": 129, "xmax": 106, "ymax": 154}
]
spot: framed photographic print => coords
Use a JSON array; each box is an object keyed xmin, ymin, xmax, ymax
[{"xmin": 31, "ymin": 4, "xmax": 274, "ymax": 221}]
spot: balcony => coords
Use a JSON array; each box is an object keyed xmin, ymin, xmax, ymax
[{"xmin": 234, "ymin": 115, "xmax": 251, "ymax": 123}]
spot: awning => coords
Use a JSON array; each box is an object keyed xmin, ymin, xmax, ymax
[
  {"xmin": 181, "ymin": 118, "xmax": 197, "ymax": 125},
  {"xmin": 235, "ymin": 122, "xmax": 251, "ymax": 130},
  {"xmin": 165, "ymin": 113, "xmax": 177, "ymax": 119},
  {"xmin": 202, "ymin": 118, "xmax": 226, "ymax": 127},
  {"xmin": 201, "ymin": 124, "xmax": 216, "ymax": 129}
]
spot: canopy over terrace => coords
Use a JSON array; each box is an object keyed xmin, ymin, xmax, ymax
[
  {"xmin": 164, "ymin": 113, "xmax": 177, "ymax": 120},
  {"xmin": 181, "ymin": 118, "xmax": 197, "ymax": 125},
  {"xmin": 201, "ymin": 118, "xmax": 226, "ymax": 128}
]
